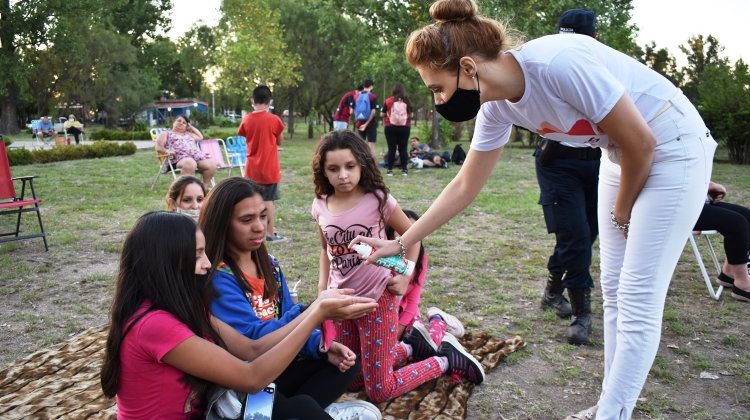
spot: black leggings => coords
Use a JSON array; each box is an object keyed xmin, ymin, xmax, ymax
[
  {"xmin": 384, "ymin": 125, "xmax": 410, "ymax": 171},
  {"xmin": 693, "ymin": 201, "xmax": 750, "ymax": 264},
  {"xmin": 271, "ymin": 357, "xmax": 360, "ymax": 419}
]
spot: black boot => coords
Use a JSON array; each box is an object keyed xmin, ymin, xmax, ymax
[
  {"xmin": 541, "ymin": 272, "xmax": 572, "ymax": 319},
  {"xmin": 567, "ymin": 288, "xmax": 592, "ymax": 345}
]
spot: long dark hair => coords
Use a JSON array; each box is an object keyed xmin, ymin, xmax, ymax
[
  {"xmin": 101, "ymin": 212, "xmax": 223, "ymax": 398},
  {"xmin": 391, "ymin": 83, "xmax": 412, "ymax": 112},
  {"xmin": 312, "ymin": 130, "xmax": 390, "ymax": 231},
  {"xmin": 386, "ymin": 209, "xmax": 425, "ymax": 284},
  {"xmin": 200, "ymin": 177, "xmax": 278, "ymax": 300}
]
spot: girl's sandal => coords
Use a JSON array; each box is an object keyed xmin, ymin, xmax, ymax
[
  {"xmin": 731, "ymin": 286, "xmax": 750, "ymax": 302},
  {"xmin": 564, "ymin": 405, "xmax": 597, "ymax": 420}
]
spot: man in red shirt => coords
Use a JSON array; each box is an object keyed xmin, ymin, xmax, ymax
[
  {"xmin": 238, "ymin": 85, "xmax": 287, "ymax": 242},
  {"xmin": 332, "ymin": 85, "xmax": 361, "ymax": 130}
]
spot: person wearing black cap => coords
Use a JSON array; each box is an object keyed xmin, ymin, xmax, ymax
[{"xmin": 535, "ymin": 8, "xmax": 600, "ymax": 347}]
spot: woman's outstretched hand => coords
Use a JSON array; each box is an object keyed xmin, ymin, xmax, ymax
[
  {"xmin": 314, "ymin": 288, "xmax": 377, "ymax": 320},
  {"xmin": 348, "ymin": 236, "xmax": 401, "ymax": 263}
]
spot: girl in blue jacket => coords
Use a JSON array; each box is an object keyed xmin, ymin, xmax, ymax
[{"xmin": 201, "ymin": 177, "xmax": 380, "ymax": 419}]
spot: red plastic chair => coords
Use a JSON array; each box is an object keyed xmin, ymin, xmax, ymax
[{"xmin": 0, "ymin": 142, "xmax": 48, "ymax": 251}]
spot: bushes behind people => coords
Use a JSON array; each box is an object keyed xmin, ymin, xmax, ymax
[
  {"xmin": 8, "ymin": 142, "xmax": 137, "ymax": 166},
  {"xmin": 89, "ymin": 129, "xmax": 152, "ymax": 141}
]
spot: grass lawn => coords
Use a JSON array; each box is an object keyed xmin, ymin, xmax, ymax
[{"xmin": 1, "ymin": 135, "xmax": 749, "ymax": 419}]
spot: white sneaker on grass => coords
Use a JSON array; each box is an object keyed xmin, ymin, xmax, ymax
[
  {"xmin": 325, "ymin": 400, "xmax": 382, "ymax": 420},
  {"xmin": 427, "ymin": 307, "xmax": 465, "ymax": 337}
]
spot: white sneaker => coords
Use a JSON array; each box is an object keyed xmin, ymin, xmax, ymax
[
  {"xmin": 427, "ymin": 307, "xmax": 465, "ymax": 337},
  {"xmin": 325, "ymin": 400, "xmax": 382, "ymax": 420}
]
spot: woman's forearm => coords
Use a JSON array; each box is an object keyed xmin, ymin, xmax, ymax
[
  {"xmin": 318, "ymin": 250, "xmax": 330, "ymax": 293},
  {"xmin": 401, "ymin": 148, "xmax": 502, "ymax": 248}
]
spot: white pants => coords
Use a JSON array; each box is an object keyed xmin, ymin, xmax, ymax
[
  {"xmin": 595, "ymin": 93, "xmax": 717, "ymax": 419},
  {"xmin": 333, "ymin": 121, "xmax": 348, "ymax": 131}
]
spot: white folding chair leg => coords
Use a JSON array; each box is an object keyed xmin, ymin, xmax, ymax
[{"xmin": 689, "ymin": 232, "xmax": 724, "ymax": 300}]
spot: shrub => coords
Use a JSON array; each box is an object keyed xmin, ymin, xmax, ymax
[
  {"xmin": 1, "ymin": 136, "xmax": 11, "ymax": 147},
  {"xmin": 89, "ymin": 129, "xmax": 151, "ymax": 141},
  {"xmin": 8, "ymin": 142, "xmax": 137, "ymax": 166},
  {"xmin": 204, "ymin": 130, "xmax": 238, "ymax": 140}
]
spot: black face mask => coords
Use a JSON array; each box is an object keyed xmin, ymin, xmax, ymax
[{"xmin": 435, "ymin": 70, "xmax": 481, "ymax": 122}]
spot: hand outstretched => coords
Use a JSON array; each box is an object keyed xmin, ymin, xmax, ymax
[
  {"xmin": 327, "ymin": 341, "xmax": 357, "ymax": 372},
  {"xmin": 314, "ymin": 288, "xmax": 377, "ymax": 320}
]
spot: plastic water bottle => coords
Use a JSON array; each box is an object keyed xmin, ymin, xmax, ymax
[{"xmin": 352, "ymin": 243, "xmax": 415, "ymax": 277}]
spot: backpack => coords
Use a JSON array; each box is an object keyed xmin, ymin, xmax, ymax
[
  {"xmin": 389, "ymin": 99, "xmax": 408, "ymax": 126},
  {"xmin": 354, "ymin": 91, "xmax": 371, "ymax": 122},
  {"xmin": 451, "ymin": 144, "xmax": 466, "ymax": 165}
]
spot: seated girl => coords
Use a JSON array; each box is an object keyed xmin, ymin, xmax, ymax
[
  {"xmin": 201, "ymin": 177, "xmax": 381, "ymax": 419},
  {"xmin": 100, "ymin": 211, "xmax": 377, "ymax": 419},
  {"xmin": 166, "ymin": 175, "xmax": 206, "ymax": 221},
  {"xmin": 385, "ymin": 209, "xmax": 465, "ymax": 359}
]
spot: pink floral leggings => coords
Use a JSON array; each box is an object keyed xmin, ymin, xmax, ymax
[{"xmin": 333, "ymin": 291, "xmax": 444, "ymax": 403}]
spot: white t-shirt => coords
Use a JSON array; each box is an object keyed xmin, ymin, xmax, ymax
[{"xmin": 471, "ymin": 34, "xmax": 679, "ymax": 151}]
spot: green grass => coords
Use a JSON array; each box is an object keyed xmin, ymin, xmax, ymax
[{"xmin": 2, "ymin": 138, "xmax": 750, "ymax": 419}]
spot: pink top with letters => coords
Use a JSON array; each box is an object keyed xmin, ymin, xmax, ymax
[{"xmin": 312, "ymin": 191, "xmax": 397, "ymax": 300}]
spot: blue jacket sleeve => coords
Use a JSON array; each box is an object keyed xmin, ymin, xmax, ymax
[{"xmin": 210, "ymin": 268, "xmax": 322, "ymax": 359}]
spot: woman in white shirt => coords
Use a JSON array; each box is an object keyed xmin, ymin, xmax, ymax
[{"xmin": 351, "ymin": 1, "xmax": 721, "ymax": 419}]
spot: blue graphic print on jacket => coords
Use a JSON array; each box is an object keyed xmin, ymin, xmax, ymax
[{"xmin": 210, "ymin": 254, "xmax": 322, "ymax": 359}]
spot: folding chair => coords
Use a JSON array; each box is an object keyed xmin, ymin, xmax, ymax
[
  {"xmin": 30, "ymin": 120, "xmax": 52, "ymax": 149},
  {"xmin": 225, "ymin": 135, "xmax": 247, "ymax": 174},
  {"xmin": 0, "ymin": 142, "xmax": 48, "ymax": 251},
  {"xmin": 198, "ymin": 138, "xmax": 233, "ymax": 179},
  {"xmin": 688, "ymin": 230, "xmax": 723, "ymax": 300},
  {"xmin": 149, "ymin": 128, "xmax": 175, "ymax": 190},
  {"xmin": 63, "ymin": 123, "xmax": 85, "ymax": 145}
]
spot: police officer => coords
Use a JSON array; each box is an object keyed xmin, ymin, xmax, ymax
[{"xmin": 536, "ymin": 9, "xmax": 601, "ymax": 345}]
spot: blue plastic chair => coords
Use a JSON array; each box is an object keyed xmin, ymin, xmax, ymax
[{"xmin": 225, "ymin": 136, "xmax": 247, "ymax": 171}]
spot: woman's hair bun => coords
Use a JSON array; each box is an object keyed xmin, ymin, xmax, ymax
[{"xmin": 429, "ymin": 0, "xmax": 478, "ymax": 23}]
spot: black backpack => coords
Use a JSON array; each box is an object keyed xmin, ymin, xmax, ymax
[{"xmin": 451, "ymin": 144, "xmax": 466, "ymax": 165}]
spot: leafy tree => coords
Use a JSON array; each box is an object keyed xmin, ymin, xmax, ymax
[
  {"xmin": 679, "ymin": 35, "xmax": 726, "ymax": 102},
  {"xmin": 215, "ymin": 0, "xmax": 300, "ymax": 99},
  {"xmin": 698, "ymin": 59, "xmax": 750, "ymax": 164},
  {"xmin": 635, "ymin": 42, "xmax": 682, "ymax": 86}
]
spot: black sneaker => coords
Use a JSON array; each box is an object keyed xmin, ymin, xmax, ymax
[
  {"xmin": 438, "ymin": 333, "xmax": 485, "ymax": 384},
  {"xmin": 386, "ymin": 170, "xmax": 394, "ymax": 177},
  {"xmin": 403, "ymin": 321, "xmax": 437, "ymax": 360}
]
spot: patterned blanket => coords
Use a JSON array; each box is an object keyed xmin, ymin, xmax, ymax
[{"xmin": 0, "ymin": 326, "xmax": 524, "ymax": 419}]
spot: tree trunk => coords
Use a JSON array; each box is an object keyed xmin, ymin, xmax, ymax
[
  {"xmin": 430, "ymin": 99, "xmax": 440, "ymax": 149},
  {"xmin": 0, "ymin": 0, "xmax": 20, "ymax": 134},
  {"xmin": 287, "ymin": 89, "xmax": 295, "ymax": 139},
  {"xmin": 0, "ymin": 82, "xmax": 20, "ymax": 134}
]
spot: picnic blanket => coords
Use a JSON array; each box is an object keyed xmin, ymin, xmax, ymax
[{"xmin": 0, "ymin": 325, "xmax": 525, "ymax": 419}]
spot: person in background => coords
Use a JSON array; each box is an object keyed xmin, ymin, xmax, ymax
[
  {"xmin": 36, "ymin": 116, "xmax": 55, "ymax": 142},
  {"xmin": 238, "ymin": 85, "xmax": 288, "ymax": 243},
  {"xmin": 155, "ymin": 115, "xmax": 217, "ymax": 186},
  {"xmin": 535, "ymin": 8, "xmax": 601, "ymax": 346},
  {"xmin": 64, "ymin": 114, "xmax": 85, "ymax": 145},
  {"xmin": 165, "ymin": 175, "xmax": 206, "ymax": 221},
  {"xmin": 353, "ymin": 79, "xmax": 380, "ymax": 159},
  {"xmin": 332, "ymin": 85, "xmax": 362, "ymax": 131},
  {"xmin": 409, "ymin": 137, "xmax": 449, "ymax": 168},
  {"xmin": 382, "ymin": 83, "xmax": 414, "ymax": 176}
]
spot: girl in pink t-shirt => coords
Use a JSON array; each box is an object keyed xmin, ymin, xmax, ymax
[
  {"xmin": 311, "ymin": 130, "xmax": 484, "ymax": 404},
  {"xmin": 100, "ymin": 211, "xmax": 377, "ymax": 419}
]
